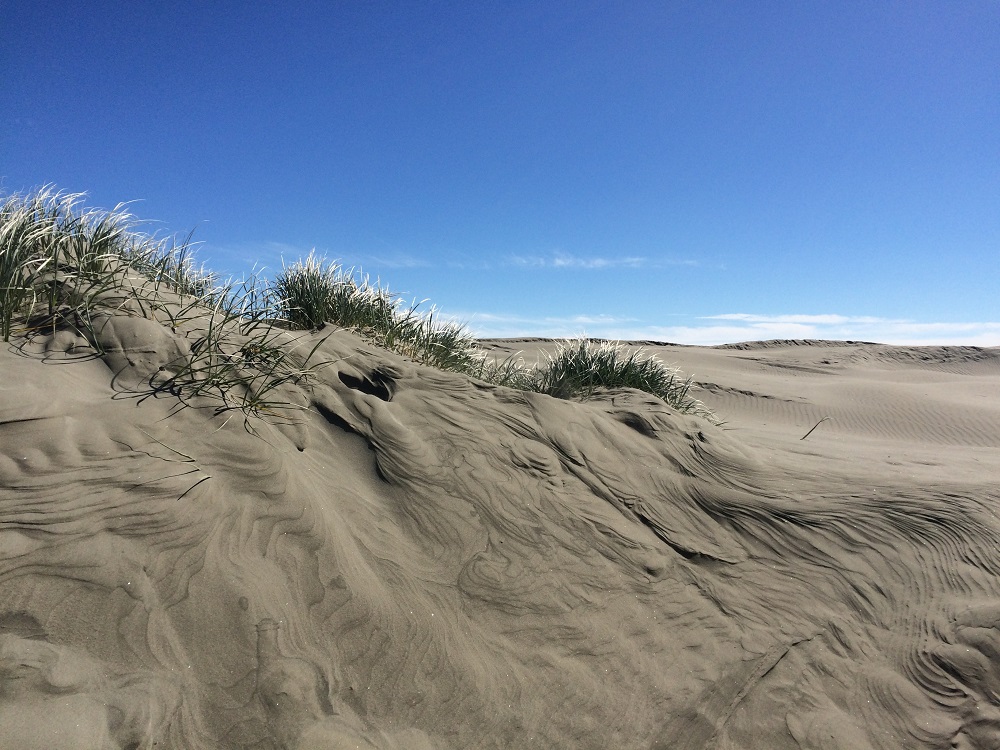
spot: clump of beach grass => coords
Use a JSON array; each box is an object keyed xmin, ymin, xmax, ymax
[
  {"xmin": 0, "ymin": 187, "xmax": 217, "ymax": 343},
  {"xmin": 0, "ymin": 188, "xmax": 132, "ymax": 341},
  {"xmin": 534, "ymin": 338, "xmax": 715, "ymax": 419},
  {"xmin": 0, "ymin": 188, "xmax": 331, "ymax": 431},
  {"xmin": 274, "ymin": 253, "xmax": 487, "ymax": 373}
]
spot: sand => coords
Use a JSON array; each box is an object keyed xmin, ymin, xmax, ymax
[{"xmin": 2, "ymin": 318, "xmax": 999, "ymax": 748}]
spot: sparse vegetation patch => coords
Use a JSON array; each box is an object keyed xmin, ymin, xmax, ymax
[{"xmin": 1, "ymin": 188, "xmax": 715, "ymax": 424}]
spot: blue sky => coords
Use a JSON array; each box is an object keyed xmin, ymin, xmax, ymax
[{"xmin": 3, "ymin": 1, "xmax": 998, "ymax": 345}]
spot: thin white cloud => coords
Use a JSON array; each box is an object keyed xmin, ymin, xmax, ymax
[
  {"xmin": 504, "ymin": 252, "xmax": 699, "ymax": 270},
  {"xmin": 364, "ymin": 253, "xmax": 432, "ymax": 269},
  {"xmin": 507, "ymin": 253, "xmax": 647, "ymax": 269}
]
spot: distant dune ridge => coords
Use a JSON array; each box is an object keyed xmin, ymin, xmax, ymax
[{"xmin": 3, "ymin": 195, "xmax": 1000, "ymax": 749}]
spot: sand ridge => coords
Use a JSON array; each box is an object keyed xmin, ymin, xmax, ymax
[{"xmin": 1, "ymin": 326, "xmax": 999, "ymax": 748}]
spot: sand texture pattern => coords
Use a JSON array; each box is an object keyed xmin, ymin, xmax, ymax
[{"xmin": 2, "ymin": 320, "xmax": 1000, "ymax": 748}]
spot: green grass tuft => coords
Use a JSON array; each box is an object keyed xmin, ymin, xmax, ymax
[
  {"xmin": 274, "ymin": 253, "xmax": 487, "ymax": 373},
  {"xmin": 0, "ymin": 187, "xmax": 215, "ymax": 342},
  {"xmin": 534, "ymin": 338, "xmax": 715, "ymax": 419}
]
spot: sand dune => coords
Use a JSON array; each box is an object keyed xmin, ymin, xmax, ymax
[{"xmin": 2, "ymin": 322, "xmax": 1000, "ymax": 748}]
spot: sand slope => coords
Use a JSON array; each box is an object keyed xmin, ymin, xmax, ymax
[{"xmin": 2, "ymin": 325, "xmax": 1000, "ymax": 748}]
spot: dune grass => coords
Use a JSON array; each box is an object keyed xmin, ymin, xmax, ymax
[
  {"xmin": 535, "ymin": 338, "xmax": 713, "ymax": 418},
  {"xmin": 0, "ymin": 189, "xmax": 331, "ymax": 431},
  {"xmin": 139, "ymin": 278, "xmax": 333, "ymax": 431},
  {"xmin": 0, "ymin": 188, "xmax": 128, "ymax": 341},
  {"xmin": 273, "ymin": 254, "xmax": 487, "ymax": 373},
  {"xmin": 0, "ymin": 188, "xmax": 715, "ymax": 423},
  {"xmin": 273, "ymin": 255, "xmax": 714, "ymax": 418},
  {"xmin": 0, "ymin": 188, "xmax": 216, "ymax": 340}
]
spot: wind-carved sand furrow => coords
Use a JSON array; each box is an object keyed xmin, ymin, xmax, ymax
[
  {"xmin": 654, "ymin": 473, "xmax": 1000, "ymax": 746},
  {"xmin": 0, "ymin": 429, "xmax": 223, "ymax": 745},
  {"xmin": 365, "ymin": 376, "xmax": 763, "ymax": 745}
]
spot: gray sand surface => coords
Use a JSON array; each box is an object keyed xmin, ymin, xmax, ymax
[{"xmin": 2, "ymin": 323, "xmax": 999, "ymax": 748}]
